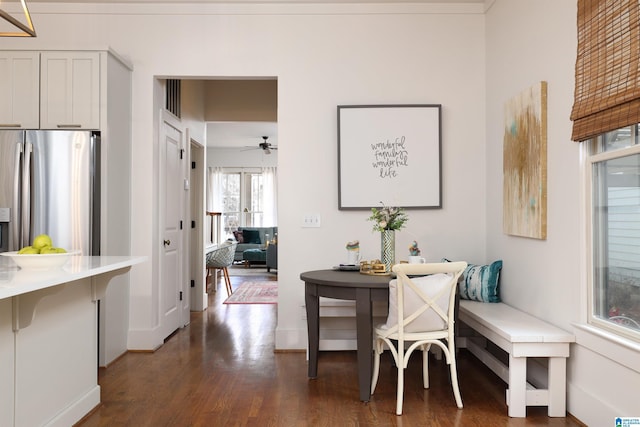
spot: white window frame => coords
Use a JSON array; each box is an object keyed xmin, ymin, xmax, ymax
[
  {"xmin": 575, "ymin": 133, "xmax": 640, "ymax": 375},
  {"xmin": 220, "ymin": 168, "xmax": 264, "ymax": 236},
  {"xmin": 584, "ymin": 131, "xmax": 640, "ymax": 343}
]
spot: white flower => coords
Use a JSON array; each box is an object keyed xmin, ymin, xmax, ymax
[{"xmin": 367, "ymin": 202, "xmax": 409, "ymax": 232}]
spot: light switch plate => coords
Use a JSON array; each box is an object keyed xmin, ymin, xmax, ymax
[{"xmin": 302, "ymin": 213, "xmax": 321, "ymax": 228}]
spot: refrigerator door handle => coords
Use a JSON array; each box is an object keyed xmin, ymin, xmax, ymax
[
  {"xmin": 22, "ymin": 142, "xmax": 32, "ymax": 248},
  {"xmin": 12, "ymin": 142, "xmax": 23, "ymax": 250}
]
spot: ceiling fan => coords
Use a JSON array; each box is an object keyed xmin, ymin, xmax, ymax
[{"xmin": 245, "ymin": 136, "xmax": 277, "ymax": 154}]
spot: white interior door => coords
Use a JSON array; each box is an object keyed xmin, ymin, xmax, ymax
[{"xmin": 160, "ymin": 111, "xmax": 185, "ymax": 339}]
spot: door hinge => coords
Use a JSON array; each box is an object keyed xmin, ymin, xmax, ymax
[
  {"xmin": 191, "ymin": 220, "xmax": 196, "ymax": 229},
  {"xmin": 179, "ymin": 291, "xmax": 183, "ymax": 301},
  {"xmin": 180, "ymin": 220, "xmax": 183, "ymax": 230},
  {"xmin": 190, "ymin": 279, "xmax": 195, "ymax": 288},
  {"xmin": 191, "ymin": 161, "xmax": 196, "ymax": 169},
  {"xmin": 180, "ymin": 148, "xmax": 185, "ymax": 159}
]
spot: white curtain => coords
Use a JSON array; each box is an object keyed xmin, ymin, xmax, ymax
[
  {"xmin": 207, "ymin": 167, "xmax": 224, "ymax": 213},
  {"xmin": 262, "ymin": 167, "xmax": 277, "ymax": 226}
]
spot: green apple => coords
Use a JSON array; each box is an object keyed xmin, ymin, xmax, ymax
[
  {"xmin": 18, "ymin": 246, "xmax": 39, "ymax": 254},
  {"xmin": 33, "ymin": 234, "xmax": 53, "ymax": 250},
  {"xmin": 40, "ymin": 246, "xmax": 58, "ymax": 254}
]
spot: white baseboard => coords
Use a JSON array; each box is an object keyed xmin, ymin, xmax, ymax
[
  {"xmin": 567, "ymin": 381, "xmax": 615, "ymax": 427},
  {"xmin": 127, "ymin": 326, "xmax": 163, "ymax": 351},
  {"xmin": 45, "ymin": 385, "xmax": 100, "ymax": 427},
  {"xmin": 275, "ymin": 326, "xmax": 306, "ymax": 351}
]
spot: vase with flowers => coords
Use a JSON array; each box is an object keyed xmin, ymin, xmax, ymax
[{"xmin": 367, "ymin": 202, "xmax": 409, "ymax": 272}]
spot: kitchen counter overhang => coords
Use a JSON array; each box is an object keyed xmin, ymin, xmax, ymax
[{"xmin": 0, "ymin": 255, "xmax": 146, "ymax": 300}]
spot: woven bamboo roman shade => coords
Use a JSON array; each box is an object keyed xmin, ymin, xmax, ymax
[{"xmin": 571, "ymin": 0, "xmax": 640, "ymax": 142}]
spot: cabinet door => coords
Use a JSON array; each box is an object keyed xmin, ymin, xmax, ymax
[
  {"xmin": 0, "ymin": 51, "xmax": 40, "ymax": 129},
  {"xmin": 40, "ymin": 52, "xmax": 100, "ymax": 129}
]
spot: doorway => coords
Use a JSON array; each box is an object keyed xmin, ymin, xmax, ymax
[
  {"xmin": 155, "ymin": 77, "xmax": 277, "ymax": 342},
  {"xmin": 201, "ymin": 78, "xmax": 278, "ymax": 301}
]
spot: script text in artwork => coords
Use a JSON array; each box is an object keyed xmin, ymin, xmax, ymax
[{"xmin": 371, "ymin": 136, "xmax": 409, "ymax": 179}]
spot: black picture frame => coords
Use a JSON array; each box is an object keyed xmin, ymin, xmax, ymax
[{"xmin": 337, "ymin": 104, "xmax": 442, "ymax": 210}]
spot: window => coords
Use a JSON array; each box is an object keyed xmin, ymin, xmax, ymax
[
  {"xmin": 587, "ymin": 125, "xmax": 640, "ymax": 341},
  {"xmin": 219, "ymin": 170, "xmax": 264, "ymax": 237}
]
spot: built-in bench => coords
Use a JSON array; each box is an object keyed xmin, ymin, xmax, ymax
[{"xmin": 457, "ymin": 300, "xmax": 575, "ymax": 418}]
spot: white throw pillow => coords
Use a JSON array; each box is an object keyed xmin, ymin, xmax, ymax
[{"xmin": 383, "ymin": 273, "xmax": 453, "ymax": 333}]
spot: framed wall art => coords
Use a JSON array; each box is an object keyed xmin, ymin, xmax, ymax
[
  {"xmin": 337, "ymin": 104, "xmax": 442, "ymax": 210},
  {"xmin": 503, "ymin": 81, "xmax": 548, "ymax": 239}
]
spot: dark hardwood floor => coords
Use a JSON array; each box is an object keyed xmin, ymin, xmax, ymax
[{"xmin": 78, "ymin": 270, "xmax": 585, "ymax": 426}]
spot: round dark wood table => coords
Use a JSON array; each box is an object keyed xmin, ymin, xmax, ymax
[{"xmin": 300, "ymin": 269, "xmax": 391, "ymax": 402}]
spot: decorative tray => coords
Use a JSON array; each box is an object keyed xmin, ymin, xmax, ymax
[
  {"xmin": 358, "ymin": 260, "xmax": 391, "ymax": 276},
  {"xmin": 359, "ymin": 270, "xmax": 391, "ymax": 276}
]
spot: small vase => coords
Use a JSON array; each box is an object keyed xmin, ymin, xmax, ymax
[{"xmin": 380, "ymin": 230, "xmax": 396, "ymax": 273}]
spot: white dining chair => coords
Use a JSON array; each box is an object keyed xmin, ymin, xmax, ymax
[{"xmin": 371, "ymin": 261, "xmax": 467, "ymax": 415}]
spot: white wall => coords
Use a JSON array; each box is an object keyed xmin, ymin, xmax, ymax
[
  {"xmin": 2, "ymin": 0, "xmax": 486, "ymax": 351},
  {"xmin": 485, "ymin": 0, "xmax": 579, "ymax": 328},
  {"xmin": 182, "ymin": 80, "xmax": 207, "ymax": 144},
  {"xmin": 485, "ymin": 0, "xmax": 639, "ymax": 424}
]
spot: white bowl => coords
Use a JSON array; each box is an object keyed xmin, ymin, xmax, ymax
[{"xmin": 0, "ymin": 251, "xmax": 80, "ymax": 270}]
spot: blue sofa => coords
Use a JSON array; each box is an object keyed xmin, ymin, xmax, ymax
[{"xmin": 232, "ymin": 226, "xmax": 278, "ymax": 262}]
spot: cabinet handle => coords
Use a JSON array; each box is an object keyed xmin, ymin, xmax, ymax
[
  {"xmin": 57, "ymin": 124, "xmax": 82, "ymax": 128},
  {"xmin": 0, "ymin": 124, "xmax": 21, "ymax": 128}
]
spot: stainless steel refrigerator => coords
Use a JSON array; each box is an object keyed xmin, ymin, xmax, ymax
[{"xmin": 0, "ymin": 130, "xmax": 100, "ymax": 255}]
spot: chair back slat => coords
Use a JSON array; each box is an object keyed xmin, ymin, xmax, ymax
[{"xmin": 389, "ymin": 261, "xmax": 467, "ymax": 337}]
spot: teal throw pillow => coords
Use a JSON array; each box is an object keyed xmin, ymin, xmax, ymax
[
  {"xmin": 459, "ymin": 260, "xmax": 502, "ymax": 303},
  {"xmin": 441, "ymin": 258, "xmax": 502, "ymax": 303},
  {"xmin": 241, "ymin": 229, "xmax": 261, "ymax": 244}
]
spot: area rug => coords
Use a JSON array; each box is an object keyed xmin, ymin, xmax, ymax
[
  {"xmin": 224, "ymin": 281, "xmax": 278, "ymax": 304},
  {"xmin": 228, "ymin": 265, "xmax": 275, "ymax": 277}
]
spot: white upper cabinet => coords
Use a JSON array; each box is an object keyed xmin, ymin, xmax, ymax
[
  {"xmin": 0, "ymin": 52, "xmax": 40, "ymax": 129},
  {"xmin": 40, "ymin": 52, "xmax": 100, "ymax": 130},
  {"xmin": 0, "ymin": 51, "xmax": 100, "ymax": 130}
]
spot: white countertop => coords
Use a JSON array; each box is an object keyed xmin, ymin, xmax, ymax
[{"xmin": 0, "ymin": 255, "xmax": 147, "ymax": 300}]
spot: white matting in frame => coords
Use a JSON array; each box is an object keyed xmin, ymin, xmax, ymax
[{"xmin": 338, "ymin": 104, "xmax": 442, "ymax": 210}]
